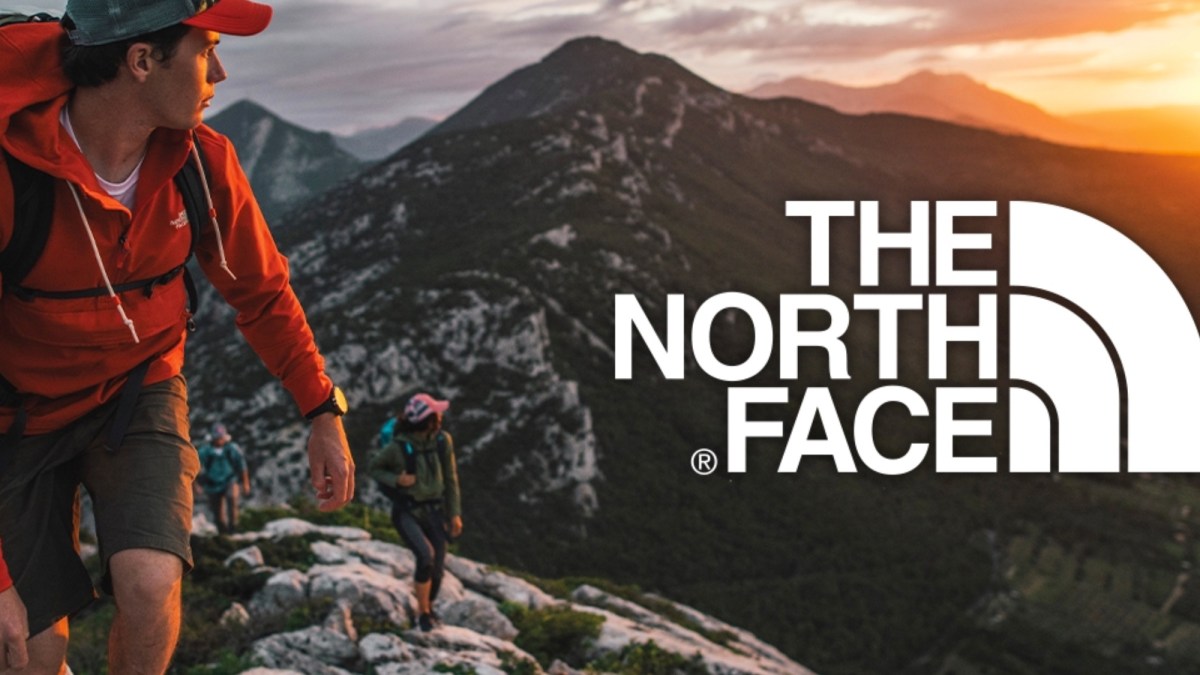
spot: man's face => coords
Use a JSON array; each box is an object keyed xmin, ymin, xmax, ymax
[{"xmin": 143, "ymin": 27, "xmax": 227, "ymax": 130}]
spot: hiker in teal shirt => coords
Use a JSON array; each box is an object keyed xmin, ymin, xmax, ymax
[
  {"xmin": 197, "ymin": 423, "xmax": 251, "ymax": 534},
  {"xmin": 369, "ymin": 393, "xmax": 462, "ymax": 632}
]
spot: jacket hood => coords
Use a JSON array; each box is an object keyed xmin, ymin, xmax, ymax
[{"xmin": 0, "ymin": 21, "xmax": 75, "ymax": 174}]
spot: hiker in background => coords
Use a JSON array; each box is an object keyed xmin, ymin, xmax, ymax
[
  {"xmin": 198, "ymin": 423, "xmax": 252, "ymax": 534},
  {"xmin": 0, "ymin": 1, "xmax": 355, "ymax": 671},
  {"xmin": 369, "ymin": 393, "xmax": 463, "ymax": 632}
]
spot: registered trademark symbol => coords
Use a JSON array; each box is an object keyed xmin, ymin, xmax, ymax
[{"xmin": 691, "ymin": 449, "xmax": 718, "ymax": 475}]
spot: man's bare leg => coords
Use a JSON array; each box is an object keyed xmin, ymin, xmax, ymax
[
  {"xmin": 108, "ymin": 549, "xmax": 183, "ymax": 675},
  {"xmin": 1, "ymin": 618, "xmax": 68, "ymax": 675}
]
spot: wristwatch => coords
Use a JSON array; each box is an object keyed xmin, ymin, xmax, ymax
[{"xmin": 305, "ymin": 386, "xmax": 348, "ymax": 420}]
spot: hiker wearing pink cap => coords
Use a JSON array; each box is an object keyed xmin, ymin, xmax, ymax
[{"xmin": 369, "ymin": 393, "xmax": 463, "ymax": 632}]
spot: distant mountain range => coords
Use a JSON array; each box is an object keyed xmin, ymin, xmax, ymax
[
  {"xmin": 186, "ymin": 36, "xmax": 1200, "ymax": 675},
  {"xmin": 335, "ymin": 117, "xmax": 438, "ymax": 161},
  {"xmin": 207, "ymin": 102, "xmax": 437, "ymax": 221},
  {"xmin": 748, "ymin": 70, "xmax": 1200, "ymax": 155},
  {"xmin": 207, "ymin": 100, "xmax": 363, "ymax": 223}
]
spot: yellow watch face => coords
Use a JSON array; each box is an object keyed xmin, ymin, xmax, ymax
[{"xmin": 333, "ymin": 386, "xmax": 348, "ymax": 415}]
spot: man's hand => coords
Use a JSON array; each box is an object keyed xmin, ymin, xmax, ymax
[
  {"xmin": 396, "ymin": 472, "xmax": 416, "ymax": 488},
  {"xmin": 0, "ymin": 586, "xmax": 29, "ymax": 670},
  {"xmin": 307, "ymin": 413, "xmax": 355, "ymax": 511},
  {"xmin": 449, "ymin": 515, "xmax": 463, "ymax": 538}
]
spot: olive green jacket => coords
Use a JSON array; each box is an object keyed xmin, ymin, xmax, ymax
[{"xmin": 368, "ymin": 430, "xmax": 461, "ymax": 517}]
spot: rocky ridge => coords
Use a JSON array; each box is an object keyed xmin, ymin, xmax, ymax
[{"xmin": 196, "ymin": 516, "xmax": 813, "ymax": 675}]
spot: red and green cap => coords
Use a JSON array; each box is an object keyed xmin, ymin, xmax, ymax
[{"xmin": 65, "ymin": 0, "xmax": 272, "ymax": 46}]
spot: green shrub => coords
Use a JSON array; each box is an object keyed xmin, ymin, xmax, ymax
[
  {"xmin": 67, "ymin": 600, "xmax": 114, "ymax": 675},
  {"xmin": 587, "ymin": 641, "xmax": 708, "ymax": 675},
  {"xmin": 500, "ymin": 651, "xmax": 541, "ymax": 675},
  {"xmin": 505, "ymin": 571, "xmax": 736, "ymax": 648},
  {"xmin": 180, "ymin": 650, "xmax": 260, "ymax": 675},
  {"xmin": 240, "ymin": 499, "xmax": 401, "ymax": 544},
  {"xmin": 500, "ymin": 602, "xmax": 605, "ymax": 668}
]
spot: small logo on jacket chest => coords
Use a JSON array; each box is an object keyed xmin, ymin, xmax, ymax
[{"xmin": 170, "ymin": 209, "xmax": 189, "ymax": 229}]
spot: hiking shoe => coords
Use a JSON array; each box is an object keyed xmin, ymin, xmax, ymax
[{"xmin": 418, "ymin": 613, "xmax": 435, "ymax": 632}]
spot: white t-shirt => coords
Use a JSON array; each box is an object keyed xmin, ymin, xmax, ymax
[{"xmin": 60, "ymin": 107, "xmax": 144, "ymax": 210}]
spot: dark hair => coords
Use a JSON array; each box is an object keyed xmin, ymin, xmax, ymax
[
  {"xmin": 60, "ymin": 20, "xmax": 191, "ymax": 87},
  {"xmin": 397, "ymin": 413, "xmax": 441, "ymax": 434}
]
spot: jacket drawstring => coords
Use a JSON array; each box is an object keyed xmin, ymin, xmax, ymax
[
  {"xmin": 190, "ymin": 142, "xmax": 236, "ymax": 280},
  {"xmin": 66, "ymin": 182, "xmax": 140, "ymax": 344}
]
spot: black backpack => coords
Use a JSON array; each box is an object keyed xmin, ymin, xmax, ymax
[{"xmin": 0, "ymin": 11, "xmax": 57, "ymax": 28}]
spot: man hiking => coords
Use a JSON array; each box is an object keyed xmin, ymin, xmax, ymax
[
  {"xmin": 0, "ymin": 1, "xmax": 355, "ymax": 672},
  {"xmin": 198, "ymin": 423, "xmax": 251, "ymax": 534}
]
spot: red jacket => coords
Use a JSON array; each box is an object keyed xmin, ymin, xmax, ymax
[{"xmin": 0, "ymin": 22, "xmax": 333, "ymax": 591}]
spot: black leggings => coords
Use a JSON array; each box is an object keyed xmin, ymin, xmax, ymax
[{"xmin": 391, "ymin": 503, "xmax": 448, "ymax": 601}]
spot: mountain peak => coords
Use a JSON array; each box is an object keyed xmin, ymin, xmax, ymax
[
  {"xmin": 898, "ymin": 69, "xmax": 983, "ymax": 90},
  {"xmin": 206, "ymin": 99, "xmax": 360, "ymax": 222},
  {"xmin": 216, "ymin": 98, "xmax": 277, "ymax": 121},
  {"xmin": 543, "ymin": 35, "xmax": 635, "ymax": 61},
  {"xmin": 432, "ymin": 35, "xmax": 718, "ymax": 136}
]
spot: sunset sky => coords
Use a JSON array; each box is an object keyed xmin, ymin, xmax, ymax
[{"xmin": 21, "ymin": 0, "xmax": 1200, "ymax": 133}]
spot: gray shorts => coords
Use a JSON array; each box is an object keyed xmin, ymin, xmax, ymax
[{"xmin": 0, "ymin": 375, "xmax": 199, "ymax": 636}]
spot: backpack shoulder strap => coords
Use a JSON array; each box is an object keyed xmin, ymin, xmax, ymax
[
  {"xmin": 172, "ymin": 133, "xmax": 212, "ymax": 325},
  {"xmin": 1, "ymin": 152, "xmax": 56, "ymax": 288},
  {"xmin": 403, "ymin": 440, "xmax": 417, "ymax": 474},
  {"xmin": 173, "ymin": 135, "xmax": 209, "ymax": 259},
  {"xmin": 199, "ymin": 445, "xmax": 214, "ymax": 473}
]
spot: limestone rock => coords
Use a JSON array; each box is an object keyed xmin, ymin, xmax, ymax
[
  {"xmin": 252, "ymin": 626, "xmax": 359, "ymax": 675},
  {"xmin": 575, "ymin": 602, "xmax": 815, "ymax": 675},
  {"xmin": 401, "ymin": 625, "xmax": 539, "ymax": 674},
  {"xmin": 337, "ymin": 538, "xmax": 416, "ymax": 578},
  {"xmin": 225, "ymin": 545, "xmax": 266, "ymax": 569},
  {"xmin": 230, "ymin": 518, "xmax": 371, "ymax": 543},
  {"xmin": 192, "ymin": 511, "xmax": 218, "ymax": 536},
  {"xmin": 311, "ymin": 540, "xmax": 353, "ymax": 565},
  {"xmin": 645, "ymin": 592, "xmax": 805, "ymax": 670},
  {"xmin": 308, "ymin": 562, "xmax": 413, "ymax": 627},
  {"xmin": 359, "ymin": 633, "xmax": 415, "ymax": 664},
  {"xmin": 438, "ymin": 592, "xmax": 519, "ymax": 641},
  {"xmin": 248, "ymin": 569, "xmax": 309, "ymax": 619},
  {"xmin": 264, "ymin": 518, "xmax": 371, "ymax": 541},
  {"xmin": 547, "ymin": 660, "xmax": 583, "ymax": 675},
  {"xmin": 220, "ymin": 602, "xmax": 252, "ymax": 628},
  {"xmin": 323, "ymin": 601, "xmax": 358, "ymax": 642},
  {"xmin": 444, "ymin": 555, "xmax": 558, "ymax": 608}
]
